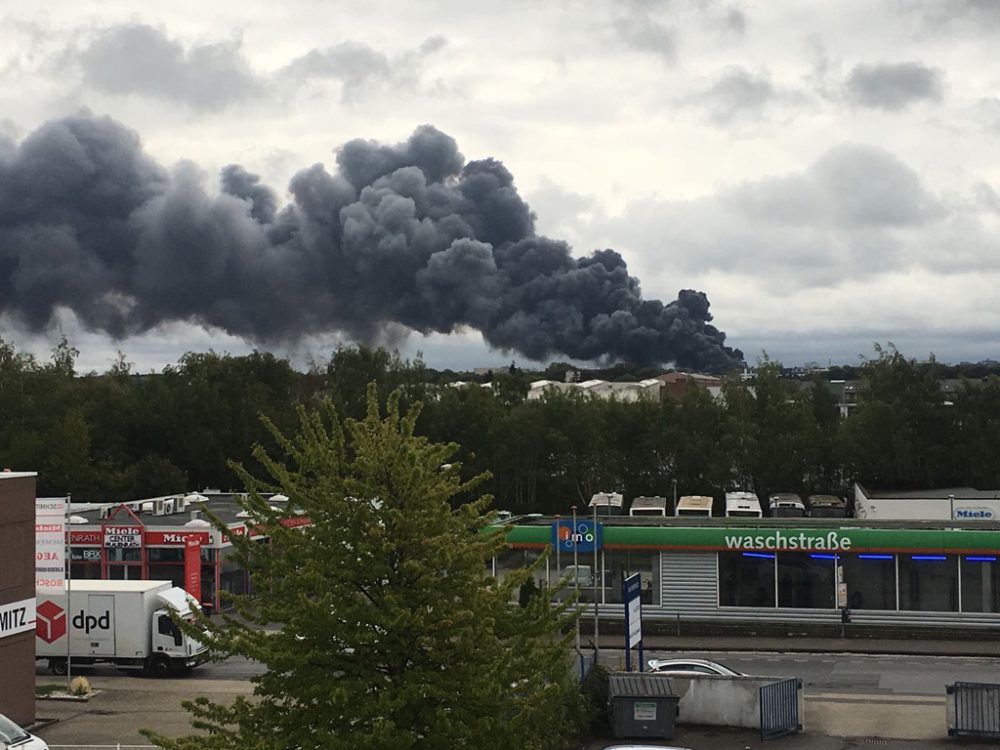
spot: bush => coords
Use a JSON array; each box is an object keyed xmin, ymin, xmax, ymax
[
  {"xmin": 69, "ymin": 676, "xmax": 91, "ymax": 696},
  {"xmin": 580, "ymin": 660, "xmax": 611, "ymax": 735}
]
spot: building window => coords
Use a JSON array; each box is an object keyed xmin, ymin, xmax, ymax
[
  {"xmin": 495, "ymin": 548, "xmax": 545, "ymax": 602},
  {"xmin": 107, "ymin": 547, "xmax": 141, "ymax": 562},
  {"xmin": 603, "ymin": 550, "xmax": 659, "ymax": 606},
  {"xmin": 778, "ymin": 553, "xmax": 836, "ymax": 609},
  {"xmin": 898, "ymin": 555, "xmax": 957, "ymax": 612},
  {"xmin": 960, "ymin": 556, "xmax": 1000, "ymax": 613},
  {"xmin": 841, "ymin": 554, "xmax": 896, "ymax": 610},
  {"xmin": 718, "ymin": 551, "xmax": 775, "ymax": 607}
]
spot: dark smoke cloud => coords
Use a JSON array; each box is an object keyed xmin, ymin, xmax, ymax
[{"xmin": 0, "ymin": 113, "xmax": 743, "ymax": 371}]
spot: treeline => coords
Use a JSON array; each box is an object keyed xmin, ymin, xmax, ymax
[{"xmin": 3, "ymin": 337, "xmax": 1000, "ymax": 511}]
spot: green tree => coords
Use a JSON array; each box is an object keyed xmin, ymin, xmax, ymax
[{"xmin": 146, "ymin": 386, "xmax": 583, "ymax": 750}]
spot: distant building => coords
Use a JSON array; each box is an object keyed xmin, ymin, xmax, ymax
[
  {"xmin": 527, "ymin": 379, "xmax": 662, "ymax": 402},
  {"xmin": 656, "ymin": 372, "xmax": 723, "ymax": 400}
]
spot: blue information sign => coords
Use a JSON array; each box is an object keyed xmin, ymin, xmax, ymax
[{"xmin": 551, "ymin": 519, "xmax": 603, "ymax": 552}]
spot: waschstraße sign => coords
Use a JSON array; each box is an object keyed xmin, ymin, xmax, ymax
[
  {"xmin": 501, "ymin": 524, "xmax": 1000, "ymax": 554},
  {"xmin": 723, "ymin": 530, "xmax": 850, "ymax": 551}
]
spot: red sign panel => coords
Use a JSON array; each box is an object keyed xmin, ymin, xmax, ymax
[
  {"xmin": 69, "ymin": 530, "xmax": 102, "ymax": 545},
  {"xmin": 145, "ymin": 530, "xmax": 211, "ymax": 546},
  {"xmin": 184, "ymin": 536, "xmax": 202, "ymax": 600}
]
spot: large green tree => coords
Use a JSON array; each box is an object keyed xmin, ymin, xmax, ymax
[{"xmin": 147, "ymin": 386, "xmax": 583, "ymax": 750}]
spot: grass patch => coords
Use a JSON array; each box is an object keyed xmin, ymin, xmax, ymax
[{"xmin": 36, "ymin": 684, "xmax": 62, "ymax": 696}]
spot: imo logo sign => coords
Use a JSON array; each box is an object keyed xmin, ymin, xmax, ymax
[
  {"xmin": 552, "ymin": 520, "xmax": 602, "ymax": 552},
  {"xmin": 36, "ymin": 600, "xmax": 66, "ymax": 644}
]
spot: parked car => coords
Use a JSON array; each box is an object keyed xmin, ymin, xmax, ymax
[
  {"xmin": 0, "ymin": 713, "xmax": 49, "ymax": 749},
  {"xmin": 646, "ymin": 658, "xmax": 745, "ymax": 677}
]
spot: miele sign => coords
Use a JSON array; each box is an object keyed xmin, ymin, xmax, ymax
[
  {"xmin": 103, "ymin": 525, "xmax": 142, "ymax": 548},
  {"xmin": 70, "ymin": 529, "xmax": 211, "ymax": 546},
  {"xmin": 954, "ymin": 507, "xmax": 996, "ymax": 520}
]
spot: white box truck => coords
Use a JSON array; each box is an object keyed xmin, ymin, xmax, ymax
[{"xmin": 36, "ymin": 580, "xmax": 208, "ymax": 677}]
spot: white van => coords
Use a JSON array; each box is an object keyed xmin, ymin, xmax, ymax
[
  {"xmin": 725, "ymin": 491, "xmax": 763, "ymax": 518},
  {"xmin": 0, "ymin": 713, "xmax": 49, "ymax": 749},
  {"xmin": 675, "ymin": 495, "xmax": 713, "ymax": 517},
  {"xmin": 629, "ymin": 496, "xmax": 668, "ymax": 516}
]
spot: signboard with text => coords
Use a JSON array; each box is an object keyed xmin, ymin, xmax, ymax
[
  {"xmin": 103, "ymin": 524, "xmax": 142, "ymax": 548},
  {"xmin": 551, "ymin": 519, "xmax": 603, "ymax": 553},
  {"xmin": 35, "ymin": 497, "xmax": 67, "ymax": 593},
  {"xmin": 623, "ymin": 573, "xmax": 642, "ymax": 649}
]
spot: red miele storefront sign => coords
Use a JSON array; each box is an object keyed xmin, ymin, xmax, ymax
[{"xmin": 69, "ymin": 529, "xmax": 211, "ymax": 545}]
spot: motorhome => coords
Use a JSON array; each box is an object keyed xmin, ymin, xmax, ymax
[
  {"xmin": 769, "ymin": 493, "xmax": 806, "ymax": 518},
  {"xmin": 589, "ymin": 491, "xmax": 625, "ymax": 516},
  {"xmin": 805, "ymin": 494, "xmax": 848, "ymax": 518},
  {"xmin": 629, "ymin": 495, "xmax": 668, "ymax": 517},
  {"xmin": 725, "ymin": 491, "xmax": 763, "ymax": 518},
  {"xmin": 675, "ymin": 495, "xmax": 713, "ymax": 517}
]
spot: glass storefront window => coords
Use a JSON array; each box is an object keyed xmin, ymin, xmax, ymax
[
  {"xmin": 842, "ymin": 554, "xmax": 896, "ymax": 610},
  {"xmin": 778, "ymin": 553, "xmax": 836, "ymax": 609},
  {"xmin": 719, "ymin": 551, "xmax": 775, "ymax": 607},
  {"xmin": 603, "ymin": 550, "xmax": 659, "ymax": 606},
  {"xmin": 107, "ymin": 547, "xmax": 141, "ymax": 562},
  {"xmin": 147, "ymin": 547, "xmax": 183, "ymax": 562},
  {"xmin": 960, "ymin": 556, "xmax": 1000, "ymax": 613},
  {"xmin": 496, "ymin": 548, "xmax": 546, "ymax": 602},
  {"xmin": 220, "ymin": 546, "xmax": 249, "ymax": 601},
  {"xmin": 898, "ymin": 555, "xmax": 957, "ymax": 612}
]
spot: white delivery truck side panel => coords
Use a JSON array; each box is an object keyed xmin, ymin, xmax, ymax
[{"xmin": 36, "ymin": 580, "xmax": 206, "ymax": 677}]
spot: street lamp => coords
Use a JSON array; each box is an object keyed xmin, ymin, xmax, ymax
[{"xmin": 672, "ymin": 478, "xmax": 678, "ymax": 512}]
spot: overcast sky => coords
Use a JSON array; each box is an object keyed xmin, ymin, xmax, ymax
[{"xmin": 2, "ymin": 0, "xmax": 999, "ymax": 373}]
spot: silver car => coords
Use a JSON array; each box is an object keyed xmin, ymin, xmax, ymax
[
  {"xmin": 0, "ymin": 713, "xmax": 49, "ymax": 749},
  {"xmin": 646, "ymin": 657, "xmax": 744, "ymax": 677}
]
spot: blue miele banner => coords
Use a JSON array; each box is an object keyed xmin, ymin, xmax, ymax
[{"xmin": 551, "ymin": 519, "xmax": 603, "ymax": 552}]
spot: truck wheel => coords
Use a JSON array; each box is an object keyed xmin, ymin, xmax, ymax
[
  {"xmin": 150, "ymin": 656, "xmax": 174, "ymax": 678},
  {"xmin": 49, "ymin": 658, "xmax": 68, "ymax": 676}
]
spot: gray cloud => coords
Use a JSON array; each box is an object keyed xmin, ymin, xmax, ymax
[
  {"xmin": 693, "ymin": 66, "xmax": 775, "ymax": 125},
  {"xmin": 898, "ymin": 0, "xmax": 1000, "ymax": 28},
  {"xmin": 74, "ymin": 24, "xmax": 445, "ymax": 110},
  {"xmin": 601, "ymin": 143, "xmax": 948, "ymax": 287},
  {"xmin": 845, "ymin": 61, "xmax": 943, "ymax": 111},
  {"xmin": 613, "ymin": 15, "xmax": 677, "ymax": 63},
  {"xmin": 78, "ymin": 24, "xmax": 261, "ymax": 110},
  {"xmin": 279, "ymin": 36, "xmax": 446, "ymax": 103}
]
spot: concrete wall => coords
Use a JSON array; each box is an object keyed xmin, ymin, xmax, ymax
[
  {"xmin": 0, "ymin": 473, "xmax": 37, "ymax": 726},
  {"xmin": 670, "ymin": 674, "xmax": 803, "ymax": 729}
]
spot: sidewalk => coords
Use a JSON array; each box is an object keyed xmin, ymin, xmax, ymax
[{"xmin": 593, "ymin": 632, "xmax": 1000, "ymax": 657}]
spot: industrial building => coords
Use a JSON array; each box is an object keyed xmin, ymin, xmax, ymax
[{"xmin": 495, "ymin": 515, "xmax": 1000, "ymax": 629}]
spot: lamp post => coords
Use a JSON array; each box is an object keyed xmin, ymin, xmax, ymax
[
  {"xmin": 593, "ymin": 502, "xmax": 599, "ymax": 656},
  {"xmin": 571, "ymin": 505, "xmax": 580, "ymax": 655},
  {"xmin": 672, "ymin": 478, "xmax": 678, "ymax": 513}
]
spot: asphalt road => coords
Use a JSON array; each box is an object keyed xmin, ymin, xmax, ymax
[
  {"xmin": 38, "ymin": 649, "xmax": 1000, "ymax": 697},
  {"xmin": 637, "ymin": 649, "xmax": 1000, "ymax": 696}
]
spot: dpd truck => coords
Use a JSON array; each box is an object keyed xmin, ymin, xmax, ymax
[{"xmin": 36, "ymin": 580, "xmax": 208, "ymax": 677}]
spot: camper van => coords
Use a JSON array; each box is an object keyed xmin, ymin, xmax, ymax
[
  {"xmin": 768, "ymin": 493, "xmax": 806, "ymax": 518},
  {"xmin": 629, "ymin": 496, "xmax": 668, "ymax": 517},
  {"xmin": 675, "ymin": 495, "xmax": 713, "ymax": 517},
  {"xmin": 589, "ymin": 491, "xmax": 624, "ymax": 516},
  {"xmin": 725, "ymin": 491, "xmax": 763, "ymax": 518},
  {"xmin": 806, "ymin": 494, "xmax": 848, "ymax": 518}
]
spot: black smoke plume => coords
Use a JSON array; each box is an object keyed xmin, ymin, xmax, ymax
[{"xmin": 0, "ymin": 113, "xmax": 743, "ymax": 370}]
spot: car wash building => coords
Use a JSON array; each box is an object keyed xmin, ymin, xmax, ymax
[
  {"xmin": 494, "ymin": 518, "xmax": 1000, "ymax": 630},
  {"xmin": 0, "ymin": 471, "xmax": 37, "ymax": 726},
  {"xmin": 65, "ymin": 493, "xmax": 308, "ymax": 612}
]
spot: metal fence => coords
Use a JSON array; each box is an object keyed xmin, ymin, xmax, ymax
[
  {"xmin": 759, "ymin": 677, "xmax": 802, "ymax": 740},
  {"xmin": 948, "ymin": 682, "xmax": 1000, "ymax": 739}
]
